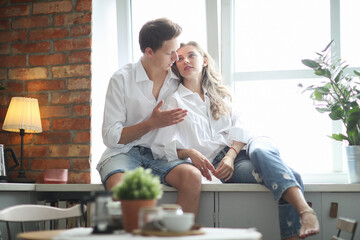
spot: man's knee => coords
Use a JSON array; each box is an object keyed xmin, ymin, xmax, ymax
[{"xmin": 105, "ymin": 172, "xmax": 124, "ymax": 191}]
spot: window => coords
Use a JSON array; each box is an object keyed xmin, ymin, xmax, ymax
[
  {"xmin": 223, "ymin": 0, "xmax": 359, "ymax": 181},
  {"xmin": 92, "ymin": 0, "xmax": 359, "ymax": 183}
]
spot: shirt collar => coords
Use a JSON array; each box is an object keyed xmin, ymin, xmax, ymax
[
  {"xmin": 178, "ymin": 84, "xmax": 207, "ymax": 98},
  {"xmin": 135, "ymin": 60, "xmax": 179, "ymax": 84}
]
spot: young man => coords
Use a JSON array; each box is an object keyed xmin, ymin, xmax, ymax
[{"xmin": 97, "ymin": 18, "xmax": 202, "ymax": 216}]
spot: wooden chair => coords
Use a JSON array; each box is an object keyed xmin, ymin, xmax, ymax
[
  {"xmin": 0, "ymin": 204, "xmax": 84, "ymax": 240},
  {"xmin": 332, "ymin": 217, "xmax": 358, "ymax": 240}
]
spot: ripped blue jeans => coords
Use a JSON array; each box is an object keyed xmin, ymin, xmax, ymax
[{"xmin": 212, "ymin": 137, "xmax": 303, "ymax": 239}]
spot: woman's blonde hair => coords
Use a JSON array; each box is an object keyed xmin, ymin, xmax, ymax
[{"xmin": 172, "ymin": 41, "xmax": 232, "ymax": 120}]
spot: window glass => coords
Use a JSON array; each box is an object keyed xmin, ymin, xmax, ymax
[
  {"xmin": 234, "ymin": 79, "xmax": 333, "ymax": 173},
  {"xmin": 131, "ymin": 0, "xmax": 207, "ymax": 61},
  {"xmin": 234, "ymin": 0, "xmax": 330, "ymax": 72},
  {"xmin": 341, "ymin": 0, "xmax": 360, "ymax": 67}
]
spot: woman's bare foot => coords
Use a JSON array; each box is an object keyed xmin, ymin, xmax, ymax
[{"xmin": 299, "ymin": 208, "xmax": 320, "ymax": 239}]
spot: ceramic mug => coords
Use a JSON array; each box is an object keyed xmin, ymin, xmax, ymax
[{"xmin": 162, "ymin": 212, "xmax": 194, "ymax": 232}]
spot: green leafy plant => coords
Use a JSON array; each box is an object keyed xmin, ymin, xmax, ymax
[
  {"xmin": 301, "ymin": 41, "xmax": 360, "ymax": 145},
  {"xmin": 112, "ymin": 167, "xmax": 163, "ymax": 200}
]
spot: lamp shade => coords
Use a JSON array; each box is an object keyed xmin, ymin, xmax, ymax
[{"xmin": 2, "ymin": 97, "xmax": 42, "ymax": 133}]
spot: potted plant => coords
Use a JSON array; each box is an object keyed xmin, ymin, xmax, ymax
[
  {"xmin": 112, "ymin": 167, "xmax": 163, "ymax": 232},
  {"xmin": 301, "ymin": 40, "xmax": 360, "ymax": 183}
]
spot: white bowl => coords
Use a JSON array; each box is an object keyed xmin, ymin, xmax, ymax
[{"xmin": 162, "ymin": 213, "xmax": 194, "ymax": 232}]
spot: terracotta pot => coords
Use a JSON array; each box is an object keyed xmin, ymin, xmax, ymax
[{"xmin": 121, "ymin": 199, "xmax": 156, "ymax": 232}]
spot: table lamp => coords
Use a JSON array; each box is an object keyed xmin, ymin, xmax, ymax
[{"xmin": 2, "ymin": 97, "xmax": 42, "ymax": 183}]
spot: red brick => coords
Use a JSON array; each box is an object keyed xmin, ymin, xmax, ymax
[
  {"xmin": 0, "ymin": 55, "xmax": 26, "ymax": 67},
  {"xmin": 29, "ymin": 28, "xmax": 68, "ymax": 41},
  {"xmin": 41, "ymin": 119, "xmax": 51, "ymax": 131},
  {"xmin": 69, "ymin": 50, "xmax": 90, "ymax": 63},
  {"xmin": 9, "ymin": 67, "xmax": 48, "ymax": 80},
  {"xmin": 0, "ymin": 95, "xmax": 8, "ymax": 105},
  {"xmin": 0, "ymin": 30, "xmax": 26, "ymax": 43},
  {"xmin": 70, "ymin": 24, "xmax": 91, "ymax": 37},
  {"xmin": 0, "ymin": 19, "xmax": 9, "ymax": 30},
  {"xmin": 53, "ymin": 118, "xmax": 90, "ymax": 130},
  {"xmin": 33, "ymin": 0, "xmax": 72, "ymax": 15},
  {"xmin": 35, "ymin": 132, "xmax": 71, "ymax": 144},
  {"xmin": 0, "ymin": 132, "xmax": 33, "ymax": 145},
  {"xmin": 73, "ymin": 131, "xmax": 90, "ymax": 143},
  {"xmin": 0, "ymin": 44, "xmax": 9, "ymax": 54},
  {"xmin": 40, "ymin": 105, "xmax": 72, "ymax": 118},
  {"xmin": 26, "ymin": 93, "xmax": 48, "ymax": 105},
  {"xmin": 0, "ymin": 107, "xmax": 6, "ymax": 119},
  {"xmin": 49, "ymin": 144, "xmax": 90, "ymax": 157},
  {"xmin": 6, "ymin": 81, "xmax": 24, "ymax": 92},
  {"xmin": 0, "ymin": 5, "xmax": 30, "ymax": 18},
  {"xmin": 23, "ymin": 145, "xmax": 47, "ymax": 158},
  {"xmin": 68, "ymin": 171, "xmax": 90, "ymax": 183},
  {"xmin": 54, "ymin": 12, "xmax": 91, "ymax": 26},
  {"xmin": 12, "ymin": 16, "xmax": 50, "ymax": 29},
  {"xmin": 12, "ymin": 42, "xmax": 51, "ymax": 54},
  {"xmin": 31, "ymin": 159, "xmax": 70, "ymax": 170},
  {"xmin": 0, "ymin": 68, "xmax": 6, "ymax": 79},
  {"xmin": 68, "ymin": 78, "xmax": 91, "ymax": 90},
  {"xmin": 52, "ymin": 64, "xmax": 91, "ymax": 78},
  {"xmin": 71, "ymin": 158, "xmax": 90, "ymax": 170},
  {"xmin": 10, "ymin": 0, "xmax": 36, "ymax": 3},
  {"xmin": 74, "ymin": 104, "xmax": 90, "ymax": 116},
  {"xmin": 54, "ymin": 38, "xmax": 91, "ymax": 51},
  {"xmin": 29, "ymin": 53, "xmax": 66, "ymax": 66},
  {"xmin": 26, "ymin": 80, "xmax": 66, "ymax": 92},
  {"xmin": 75, "ymin": 0, "xmax": 91, "ymax": 11},
  {"xmin": 51, "ymin": 91, "xmax": 90, "ymax": 104}
]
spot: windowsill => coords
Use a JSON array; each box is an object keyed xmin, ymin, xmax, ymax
[{"xmin": 1, "ymin": 182, "xmax": 360, "ymax": 193}]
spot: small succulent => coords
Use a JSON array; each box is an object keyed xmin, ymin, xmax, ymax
[{"xmin": 112, "ymin": 167, "xmax": 163, "ymax": 200}]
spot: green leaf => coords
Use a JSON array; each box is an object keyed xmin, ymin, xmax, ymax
[
  {"xmin": 354, "ymin": 70, "xmax": 360, "ymax": 77},
  {"xmin": 316, "ymin": 86, "xmax": 330, "ymax": 94},
  {"xmin": 315, "ymin": 107, "xmax": 330, "ymax": 113},
  {"xmin": 302, "ymin": 59, "xmax": 320, "ymax": 69},
  {"xmin": 322, "ymin": 40, "xmax": 334, "ymax": 52},
  {"xmin": 330, "ymin": 133, "xmax": 348, "ymax": 142}
]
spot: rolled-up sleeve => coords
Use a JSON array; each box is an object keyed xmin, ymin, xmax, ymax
[
  {"xmin": 102, "ymin": 75, "xmax": 127, "ymax": 148},
  {"xmin": 227, "ymin": 102, "xmax": 254, "ymax": 145}
]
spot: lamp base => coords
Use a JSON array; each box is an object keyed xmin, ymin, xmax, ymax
[{"xmin": 9, "ymin": 177, "xmax": 35, "ymax": 183}]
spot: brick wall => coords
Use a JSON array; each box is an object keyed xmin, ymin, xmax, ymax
[{"xmin": 0, "ymin": 0, "xmax": 92, "ymax": 183}]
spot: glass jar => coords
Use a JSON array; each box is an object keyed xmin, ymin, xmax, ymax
[{"xmin": 138, "ymin": 206, "xmax": 163, "ymax": 231}]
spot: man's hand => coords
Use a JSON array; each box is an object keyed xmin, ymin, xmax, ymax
[{"xmin": 148, "ymin": 100, "xmax": 187, "ymax": 130}]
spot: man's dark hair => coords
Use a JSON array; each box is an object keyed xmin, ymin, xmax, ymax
[{"xmin": 139, "ymin": 18, "xmax": 182, "ymax": 53}]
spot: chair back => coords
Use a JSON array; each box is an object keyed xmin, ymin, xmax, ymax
[
  {"xmin": 0, "ymin": 204, "xmax": 84, "ymax": 240},
  {"xmin": 331, "ymin": 217, "xmax": 358, "ymax": 240}
]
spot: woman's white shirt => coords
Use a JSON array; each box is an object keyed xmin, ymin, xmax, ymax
[
  {"xmin": 151, "ymin": 84, "xmax": 255, "ymax": 162},
  {"xmin": 97, "ymin": 60, "xmax": 179, "ymax": 169}
]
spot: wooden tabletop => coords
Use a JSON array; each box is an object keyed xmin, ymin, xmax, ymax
[{"xmin": 17, "ymin": 230, "xmax": 65, "ymax": 240}]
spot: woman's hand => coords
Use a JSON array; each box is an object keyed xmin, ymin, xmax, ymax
[
  {"xmin": 213, "ymin": 155, "xmax": 235, "ymax": 182},
  {"xmin": 178, "ymin": 149, "xmax": 215, "ymax": 181}
]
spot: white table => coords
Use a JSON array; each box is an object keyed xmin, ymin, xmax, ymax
[{"xmin": 18, "ymin": 227, "xmax": 262, "ymax": 240}]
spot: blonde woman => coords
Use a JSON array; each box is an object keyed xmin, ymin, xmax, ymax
[{"xmin": 151, "ymin": 41, "xmax": 320, "ymax": 239}]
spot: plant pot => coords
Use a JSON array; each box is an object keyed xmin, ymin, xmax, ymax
[
  {"xmin": 121, "ymin": 199, "xmax": 156, "ymax": 232},
  {"xmin": 345, "ymin": 146, "xmax": 360, "ymax": 183}
]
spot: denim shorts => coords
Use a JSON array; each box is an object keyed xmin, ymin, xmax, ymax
[{"xmin": 97, "ymin": 146, "xmax": 192, "ymax": 186}]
